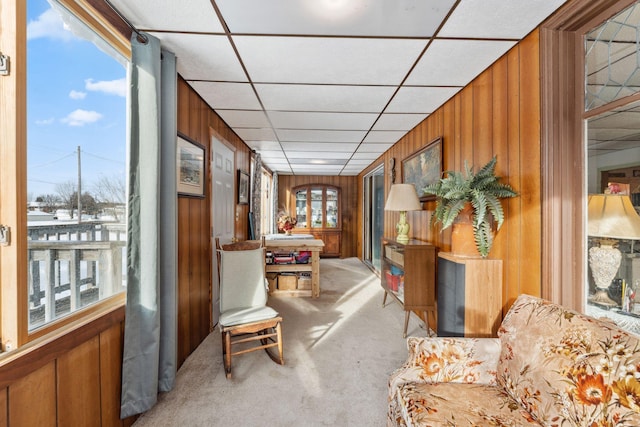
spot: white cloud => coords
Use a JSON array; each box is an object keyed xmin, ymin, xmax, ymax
[
  {"xmin": 61, "ymin": 109, "xmax": 103, "ymax": 127},
  {"xmin": 35, "ymin": 118, "xmax": 55, "ymax": 126},
  {"xmin": 27, "ymin": 8, "xmax": 73, "ymax": 41},
  {"xmin": 69, "ymin": 90, "xmax": 86, "ymax": 100},
  {"xmin": 85, "ymin": 78, "xmax": 127, "ymax": 97}
]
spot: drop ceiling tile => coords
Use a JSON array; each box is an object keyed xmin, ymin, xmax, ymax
[
  {"xmin": 363, "ymin": 131, "xmax": 407, "ymax": 144},
  {"xmin": 386, "ymin": 87, "xmax": 460, "ymax": 113},
  {"xmin": 281, "ymin": 142, "xmax": 359, "ymax": 152},
  {"xmin": 216, "ymin": 0, "xmax": 457, "ymax": 37},
  {"xmin": 255, "ymin": 84, "xmax": 396, "ymax": 113},
  {"xmin": 405, "ymin": 40, "xmax": 516, "ymax": 86},
  {"xmin": 356, "ymin": 143, "xmax": 394, "ymax": 153},
  {"xmin": 290, "ymin": 165, "xmax": 345, "ymax": 174},
  {"xmin": 589, "ymin": 129, "xmax": 640, "ymax": 142},
  {"xmin": 234, "ymin": 36, "xmax": 427, "ymax": 85},
  {"xmin": 189, "ymin": 82, "xmax": 261, "ymax": 110},
  {"xmin": 373, "ymin": 113, "xmax": 427, "ymax": 131},
  {"xmin": 245, "ymin": 140, "xmax": 282, "ymax": 151},
  {"xmin": 347, "ymin": 159, "xmax": 378, "ymax": 165},
  {"xmin": 438, "ymin": 0, "xmax": 568, "ymax": 39},
  {"xmin": 342, "ymin": 168, "xmax": 366, "ymax": 173},
  {"xmin": 149, "ymin": 33, "xmax": 246, "ymax": 81},
  {"xmin": 287, "ymin": 152, "xmax": 352, "ymax": 160},
  {"xmin": 109, "ymin": 0, "xmax": 224, "ymax": 33},
  {"xmin": 258, "ymin": 151, "xmax": 287, "ymax": 160},
  {"xmin": 262, "ymin": 162, "xmax": 291, "ymax": 169},
  {"xmin": 590, "ymin": 111, "xmax": 640, "ymax": 129},
  {"xmin": 233, "ymin": 128, "xmax": 278, "ymax": 141},
  {"xmin": 216, "ymin": 110, "xmax": 270, "ymax": 128},
  {"xmin": 276, "ymin": 129, "xmax": 366, "ymax": 143},
  {"xmin": 268, "ymin": 112, "xmax": 378, "ymax": 130},
  {"xmin": 351, "ymin": 152, "xmax": 381, "ymax": 160},
  {"xmin": 269, "ymin": 167, "xmax": 293, "ymax": 174}
]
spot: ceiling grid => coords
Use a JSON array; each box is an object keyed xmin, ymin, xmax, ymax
[{"xmin": 109, "ymin": 0, "xmax": 569, "ymax": 175}]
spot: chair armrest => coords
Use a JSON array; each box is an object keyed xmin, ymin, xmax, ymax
[{"xmin": 389, "ymin": 336, "xmax": 501, "ymax": 393}]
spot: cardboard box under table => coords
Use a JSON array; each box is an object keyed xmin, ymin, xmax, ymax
[{"xmin": 278, "ymin": 273, "xmax": 298, "ymax": 290}]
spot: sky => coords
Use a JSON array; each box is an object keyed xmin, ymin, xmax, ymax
[{"xmin": 27, "ymin": 0, "xmax": 127, "ymax": 200}]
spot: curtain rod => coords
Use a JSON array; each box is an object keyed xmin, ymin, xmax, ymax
[{"xmin": 102, "ymin": 0, "xmax": 148, "ymax": 44}]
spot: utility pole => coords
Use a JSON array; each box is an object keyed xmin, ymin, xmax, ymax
[{"xmin": 77, "ymin": 145, "xmax": 82, "ymax": 224}]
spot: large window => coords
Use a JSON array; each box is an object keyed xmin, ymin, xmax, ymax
[
  {"xmin": 26, "ymin": 0, "xmax": 127, "ymax": 331},
  {"xmin": 584, "ymin": 1, "xmax": 640, "ymax": 333}
]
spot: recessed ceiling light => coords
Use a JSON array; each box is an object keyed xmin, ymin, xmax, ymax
[
  {"xmin": 310, "ymin": 159, "xmax": 328, "ymax": 164},
  {"xmin": 306, "ymin": 0, "xmax": 366, "ymax": 21}
]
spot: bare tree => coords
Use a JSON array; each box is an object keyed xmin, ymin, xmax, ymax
[
  {"xmin": 93, "ymin": 175, "xmax": 126, "ymax": 221},
  {"xmin": 56, "ymin": 180, "xmax": 77, "ymax": 219},
  {"xmin": 37, "ymin": 194, "xmax": 61, "ymax": 213}
]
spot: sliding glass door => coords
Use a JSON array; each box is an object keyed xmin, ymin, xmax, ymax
[{"xmin": 363, "ymin": 165, "xmax": 385, "ymax": 272}]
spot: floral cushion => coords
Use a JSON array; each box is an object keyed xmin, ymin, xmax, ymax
[
  {"xmin": 393, "ymin": 383, "xmax": 540, "ymax": 427},
  {"xmin": 388, "ymin": 337, "xmax": 503, "ymax": 426},
  {"xmin": 497, "ymin": 294, "xmax": 640, "ymax": 426}
]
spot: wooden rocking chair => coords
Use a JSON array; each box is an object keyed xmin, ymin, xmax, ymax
[{"xmin": 216, "ymin": 238, "xmax": 284, "ymax": 379}]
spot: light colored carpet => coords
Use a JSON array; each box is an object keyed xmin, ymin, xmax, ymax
[{"xmin": 132, "ymin": 257, "xmax": 426, "ymax": 427}]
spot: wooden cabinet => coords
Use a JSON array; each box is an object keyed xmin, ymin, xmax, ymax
[
  {"xmin": 381, "ymin": 237, "xmax": 437, "ymax": 337},
  {"xmin": 291, "ymin": 185, "xmax": 341, "ymax": 257},
  {"xmin": 437, "ymin": 252, "xmax": 503, "ymax": 337}
]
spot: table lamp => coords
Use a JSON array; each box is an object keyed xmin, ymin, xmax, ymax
[
  {"xmin": 587, "ymin": 194, "xmax": 640, "ymax": 306},
  {"xmin": 384, "ymin": 184, "xmax": 422, "ymax": 244}
]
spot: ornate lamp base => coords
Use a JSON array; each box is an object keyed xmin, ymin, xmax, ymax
[
  {"xmin": 588, "ymin": 242, "xmax": 622, "ymax": 307},
  {"xmin": 396, "ymin": 210, "xmax": 410, "ymax": 244},
  {"xmin": 589, "ymin": 288, "xmax": 618, "ymax": 307}
]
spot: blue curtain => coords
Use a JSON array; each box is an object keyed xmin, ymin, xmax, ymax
[{"xmin": 120, "ymin": 32, "xmax": 177, "ymax": 418}]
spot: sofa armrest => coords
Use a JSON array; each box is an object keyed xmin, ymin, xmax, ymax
[
  {"xmin": 387, "ymin": 337, "xmax": 501, "ymax": 426},
  {"xmin": 389, "ymin": 336, "xmax": 501, "ymax": 392}
]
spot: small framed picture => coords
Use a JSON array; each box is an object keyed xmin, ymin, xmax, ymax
[
  {"xmin": 177, "ymin": 134, "xmax": 205, "ymax": 198},
  {"xmin": 238, "ymin": 170, "xmax": 250, "ymax": 204},
  {"xmin": 634, "ymin": 170, "xmax": 640, "ymax": 177}
]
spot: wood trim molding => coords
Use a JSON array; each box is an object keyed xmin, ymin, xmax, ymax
[
  {"xmin": 0, "ymin": 0, "xmax": 28, "ymax": 348},
  {"xmin": 540, "ymin": 0, "xmax": 637, "ymax": 310},
  {"xmin": 0, "ymin": 301, "xmax": 125, "ymax": 389}
]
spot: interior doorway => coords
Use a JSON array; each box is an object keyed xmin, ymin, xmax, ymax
[{"xmin": 210, "ymin": 133, "xmax": 235, "ymax": 326}]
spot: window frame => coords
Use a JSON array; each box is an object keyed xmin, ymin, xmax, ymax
[{"xmin": 0, "ymin": 0, "xmax": 130, "ymax": 351}]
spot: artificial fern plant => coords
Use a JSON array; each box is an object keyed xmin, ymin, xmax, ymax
[{"xmin": 422, "ymin": 156, "xmax": 518, "ymax": 257}]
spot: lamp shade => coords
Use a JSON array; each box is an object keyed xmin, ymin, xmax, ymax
[
  {"xmin": 384, "ymin": 184, "xmax": 422, "ymax": 212},
  {"xmin": 588, "ymin": 194, "xmax": 640, "ymax": 239}
]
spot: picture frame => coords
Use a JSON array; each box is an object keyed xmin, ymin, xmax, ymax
[
  {"xmin": 634, "ymin": 170, "xmax": 640, "ymax": 177},
  {"xmin": 177, "ymin": 134, "xmax": 205, "ymax": 198},
  {"xmin": 238, "ymin": 170, "xmax": 250, "ymax": 205},
  {"xmin": 402, "ymin": 137, "xmax": 443, "ymax": 201}
]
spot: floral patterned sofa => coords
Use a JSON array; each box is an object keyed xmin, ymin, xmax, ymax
[{"xmin": 388, "ymin": 294, "xmax": 640, "ymax": 426}]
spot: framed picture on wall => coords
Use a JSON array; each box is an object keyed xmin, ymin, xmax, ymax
[
  {"xmin": 238, "ymin": 170, "xmax": 250, "ymax": 204},
  {"xmin": 177, "ymin": 134, "xmax": 205, "ymax": 198},
  {"xmin": 402, "ymin": 136, "xmax": 443, "ymax": 201}
]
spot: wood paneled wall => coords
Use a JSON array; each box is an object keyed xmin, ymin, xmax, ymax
[
  {"xmin": 359, "ymin": 30, "xmax": 542, "ymax": 314},
  {"xmin": 176, "ymin": 77, "xmax": 253, "ymax": 364},
  {"xmin": 278, "ymin": 175, "xmax": 358, "ymax": 258},
  {"xmin": 0, "ymin": 307, "xmax": 135, "ymax": 426}
]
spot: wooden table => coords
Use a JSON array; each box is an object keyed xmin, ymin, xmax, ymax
[{"xmin": 263, "ymin": 238, "xmax": 324, "ymax": 298}]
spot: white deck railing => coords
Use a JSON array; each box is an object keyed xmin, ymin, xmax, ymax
[{"xmin": 27, "ymin": 222, "xmax": 126, "ymax": 328}]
